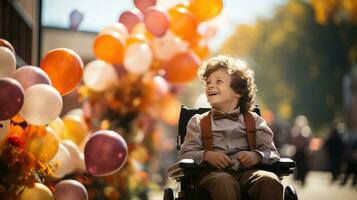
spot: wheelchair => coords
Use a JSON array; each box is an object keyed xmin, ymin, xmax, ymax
[{"xmin": 164, "ymin": 105, "xmax": 298, "ymax": 200}]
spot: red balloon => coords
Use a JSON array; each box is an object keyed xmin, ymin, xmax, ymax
[
  {"xmin": 164, "ymin": 52, "xmax": 201, "ymax": 83},
  {"xmin": 84, "ymin": 130, "xmax": 128, "ymax": 176},
  {"xmin": 144, "ymin": 6, "xmax": 169, "ymax": 37},
  {"xmin": 119, "ymin": 9, "xmax": 142, "ymax": 33},
  {"xmin": 0, "ymin": 78, "xmax": 24, "ymax": 120},
  {"xmin": 134, "ymin": 0, "xmax": 156, "ymax": 13}
]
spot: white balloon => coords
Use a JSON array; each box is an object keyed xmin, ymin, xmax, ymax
[
  {"xmin": 124, "ymin": 43, "xmax": 153, "ymax": 74},
  {"xmin": 20, "ymin": 84, "xmax": 63, "ymax": 125},
  {"xmin": 151, "ymin": 31, "xmax": 189, "ymax": 61},
  {"xmin": 0, "ymin": 120, "xmax": 10, "ymax": 142},
  {"xmin": 100, "ymin": 23, "xmax": 129, "ymax": 39},
  {"xmin": 0, "ymin": 46, "xmax": 16, "ymax": 78},
  {"xmin": 83, "ymin": 60, "xmax": 117, "ymax": 92},
  {"xmin": 49, "ymin": 143, "xmax": 72, "ymax": 178},
  {"xmin": 67, "ymin": 108, "xmax": 84, "ymax": 117},
  {"xmin": 62, "ymin": 140, "xmax": 82, "ymax": 174}
]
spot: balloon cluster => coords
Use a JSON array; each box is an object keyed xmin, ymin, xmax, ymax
[
  {"xmin": 77, "ymin": 0, "xmax": 223, "ymax": 198},
  {"xmin": 0, "ymin": 39, "xmax": 129, "ymax": 199}
]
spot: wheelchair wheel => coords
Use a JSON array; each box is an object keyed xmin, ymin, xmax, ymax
[
  {"xmin": 284, "ymin": 185, "xmax": 298, "ymax": 200},
  {"xmin": 163, "ymin": 188, "xmax": 174, "ymax": 200}
]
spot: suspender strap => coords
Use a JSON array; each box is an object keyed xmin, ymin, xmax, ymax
[
  {"xmin": 244, "ymin": 112, "xmax": 256, "ymax": 150},
  {"xmin": 199, "ymin": 110, "xmax": 257, "ymax": 151},
  {"xmin": 199, "ymin": 112, "xmax": 213, "ymax": 151}
]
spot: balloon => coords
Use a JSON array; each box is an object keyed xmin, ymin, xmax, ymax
[
  {"xmin": 63, "ymin": 114, "xmax": 88, "ymax": 145},
  {"xmin": 169, "ymin": 7, "xmax": 198, "ymax": 42},
  {"xmin": 151, "ymin": 31, "xmax": 189, "ymax": 61},
  {"xmin": 123, "ymin": 43, "xmax": 153, "ymax": 74},
  {"xmin": 13, "ymin": 66, "xmax": 52, "ymax": 90},
  {"xmin": 100, "ymin": 23, "xmax": 128, "ymax": 39},
  {"xmin": 131, "ymin": 22, "xmax": 153, "ymax": 40},
  {"xmin": 49, "ymin": 117, "xmax": 66, "ymax": 139},
  {"xmin": 153, "ymin": 75, "xmax": 169, "ymax": 97},
  {"xmin": 0, "ymin": 46, "xmax": 16, "ymax": 78},
  {"xmin": 84, "ymin": 130, "xmax": 128, "ymax": 176},
  {"xmin": 164, "ymin": 52, "xmax": 201, "ymax": 83},
  {"xmin": 158, "ymin": 93, "xmax": 181, "ymax": 125},
  {"xmin": 67, "ymin": 108, "xmax": 83, "ymax": 117},
  {"xmin": 83, "ymin": 60, "xmax": 117, "ymax": 92},
  {"xmin": 188, "ymin": 0, "xmax": 223, "ymax": 21},
  {"xmin": 0, "ymin": 120, "xmax": 10, "ymax": 142},
  {"xmin": 93, "ymin": 32, "xmax": 125, "ymax": 65},
  {"xmin": 49, "ymin": 143, "xmax": 72, "ymax": 178},
  {"xmin": 62, "ymin": 140, "xmax": 83, "ymax": 173},
  {"xmin": 192, "ymin": 40, "xmax": 210, "ymax": 59},
  {"xmin": 54, "ymin": 180, "xmax": 88, "ymax": 200},
  {"xmin": 118, "ymin": 9, "xmax": 142, "ymax": 33},
  {"xmin": 40, "ymin": 48, "xmax": 83, "ymax": 96},
  {"xmin": 126, "ymin": 34, "xmax": 149, "ymax": 46},
  {"xmin": 144, "ymin": 6, "xmax": 169, "ymax": 37},
  {"xmin": 20, "ymin": 183, "xmax": 54, "ymax": 200},
  {"xmin": 69, "ymin": 9, "xmax": 84, "ymax": 30},
  {"xmin": 134, "ymin": 0, "xmax": 156, "ymax": 13},
  {"xmin": 0, "ymin": 38, "xmax": 15, "ymax": 53},
  {"xmin": 0, "ymin": 78, "xmax": 24, "ymax": 121},
  {"xmin": 26, "ymin": 126, "xmax": 59, "ymax": 161},
  {"xmin": 20, "ymin": 84, "xmax": 62, "ymax": 125}
]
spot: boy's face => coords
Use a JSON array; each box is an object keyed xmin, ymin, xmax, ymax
[{"xmin": 204, "ymin": 68, "xmax": 241, "ymax": 112}]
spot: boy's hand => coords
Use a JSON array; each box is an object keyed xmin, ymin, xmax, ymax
[
  {"xmin": 204, "ymin": 151, "xmax": 234, "ymax": 170},
  {"xmin": 237, "ymin": 151, "xmax": 262, "ymax": 168}
]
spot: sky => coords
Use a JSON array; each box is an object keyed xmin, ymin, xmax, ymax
[{"xmin": 42, "ymin": 0, "xmax": 286, "ymax": 50}]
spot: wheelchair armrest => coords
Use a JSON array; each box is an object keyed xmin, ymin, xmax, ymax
[
  {"xmin": 168, "ymin": 159, "xmax": 201, "ymax": 180},
  {"xmin": 256, "ymin": 158, "xmax": 296, "ymax": 176}
]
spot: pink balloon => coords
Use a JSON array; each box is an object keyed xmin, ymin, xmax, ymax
[
  {"xmin": 0, "ymin": 78, "xmax": 24, "ymax": 120},
  {"xmin": 13, "ymin": 66, "xmax": 51, "ymax": 90},
  {"xmin": 55, "ymin": 179, "xmax": 88, "ymax": 200},
  {"xmin": 134, "ymin": 0, "xmax": 156, "ymax": 13},
  {"xmin": 84, "ymin": 130, "xmax": 128, "ymax": 176},
  {"xmin": 118, "ymin": 9, "xmax": 142, "ymax": 33},
  {"xmin": 144, "ymin": 6, "xmax": 169, "ymax": 37}
]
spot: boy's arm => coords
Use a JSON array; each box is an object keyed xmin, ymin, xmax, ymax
[
  {"xmin": 178, "ymin": 115, "xmax": 206, "ymax": 164},
  {"xmin": 253, "ymin": 114, "xmax": 280, "ymax": 164}
]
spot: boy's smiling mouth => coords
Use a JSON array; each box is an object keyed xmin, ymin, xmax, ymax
[{"xmin": 208, "ymin": 91, "xmax": 219, "ymax": 96}]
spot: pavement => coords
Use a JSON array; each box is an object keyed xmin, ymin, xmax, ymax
[{"xmin": 149, "ymin": 171, "xmax": 357, "ymax": 200}]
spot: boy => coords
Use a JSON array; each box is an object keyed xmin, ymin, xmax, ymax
[{"xmin": 178, "ymin": 55, "xmax": 283, "ymax": 200}]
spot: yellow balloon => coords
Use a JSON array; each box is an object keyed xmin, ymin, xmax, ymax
[
  {"xmin": 26, "ymin": 126, "xmax": 59, "ymax": 161},
  {"xmin": 48, "ymin": 117, "xmax": 66, "ymax": 139},
  {"xmin": 63, "ymin": 114, "xmax": 88, "ymax": 145},
  {"xmin": 20, "ymin": 183, "xmax": 54, "ymax": 200}
]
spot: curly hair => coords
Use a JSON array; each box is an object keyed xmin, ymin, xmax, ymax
[{"xmin": 197, "ymin": 55, "xmax": 257, "ymax": 113}]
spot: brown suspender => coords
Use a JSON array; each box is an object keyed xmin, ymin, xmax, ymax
[
  {"xmin": 200, "ymin": 111, "xmax": 256, "ymax": 151},
  {"xmin": 199, "ymin": 112, "xmax": 213, "ymax": 151}
]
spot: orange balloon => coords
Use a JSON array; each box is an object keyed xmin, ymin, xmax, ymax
[
  {"xmin": 40, "ymin": 48, "xmax": 83, "ymax": 96},
  {"xmin": 188, "ymin": 0, "xmax": 223, "ymax": 21},
  {"xmin": 93, "ymin": 32, "xmax": 125, "ymax": 64},
  {"xmin": 164, "ymin": 51, "xmax": 201, "ymax": 83},
  {"xmin": 131, "ymin": 22, "xmax": 154, "ymax": 41},
  {"xmin": 158, "ymin": 93, "xmax": 181, "ymax": 125},
  {"xmin": 169, "ymin": 7, "xmax": 198, "ymax": 42},
  {"xmin": 191, "ymin": 41, "xmax": 210, "ymax": 59},
  {"xmin": 126, "ymin": 34, "xmax": 149, "ymax": 46}
]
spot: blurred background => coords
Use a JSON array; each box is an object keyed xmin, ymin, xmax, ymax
[{"xmin": 1, "ymin": 0, "xmax": 357, "ymax": 199}]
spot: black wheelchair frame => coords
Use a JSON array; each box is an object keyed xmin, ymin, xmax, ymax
[{"xmin": 164, "ymin": 105, "xmax": 298, "ymax": 200}]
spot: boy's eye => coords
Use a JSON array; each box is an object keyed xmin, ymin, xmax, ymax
[{"xmin": 217, "ymin": 80, "xmax": 223, "ymax": 83}]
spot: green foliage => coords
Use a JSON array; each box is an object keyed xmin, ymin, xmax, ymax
[{"xmin": 219, "ymin": 0, "xmax": 357, "ymax": 130}]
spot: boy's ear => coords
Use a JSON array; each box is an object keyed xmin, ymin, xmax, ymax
[{"xmin": 235, "ymin": 92, "xmax": 241, "ymax": 98}]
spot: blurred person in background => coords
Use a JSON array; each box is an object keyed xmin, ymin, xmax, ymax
[
  {"xmin": 289, "ymin": 115, "xmax": 312, "ymax": 186},
  {"xmin": 323, "ymin": 120, "xmax": 345, "ymax": 183}
]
